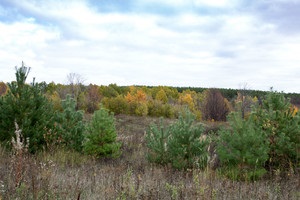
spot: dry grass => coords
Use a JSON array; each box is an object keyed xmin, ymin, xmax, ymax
[{"xmin": 0, "ymin": 115, "xmax": 299, "ymax": 199}]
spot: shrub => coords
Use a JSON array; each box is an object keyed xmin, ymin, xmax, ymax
[
  {"xmin": 216, "ymin": 91, "xmax": 300, "ymax": 179},
  {"xmin": 46, "ymin": 91, "xmax": 63, "ymax": 111},
  {"xmin": 202, "ymin": 89, "xmax": 230, "ymax": 121},
  {"xmin": 147, "ymin": 100, "xmax": 174, "ymax": 118},
  {"xmin": 55, "ymin": 95, "xmax": 85, "ymax": 152},
  {"xmin": 0, "ymin": 63, "xmax": 56, "ymax": 153},
  {"xmin": 134, "ymin": 102, "xmax": 148, "ymax": 116},
  {"xmin": 253, "ymin": 91, "xmax": 300, "ymax": 171},
  {"xmin": 217, "ymin": 112, "xmax": 269, "ymax": 180},
  {"xmin": 125, "ymin": 88, "xmax": 148, "ymax": 116},
  {"xmin": 146, "ymin": 109, "xmax": 208, "ymax": 170},
  {"xmin": 167, "ymin": 110, "xmax": 208, "ymax": 169},
  {"xmin": 83, "ymin": 107, "xmax": 121, "ymax": 158},
  {"xmin": 155, "ymin": 88, "xmax": 168, "ymax": 103},
  {"xmin": 102, "ymin": 95, "xmax": 129, "ymax": 115},
  {"xmin": 85, "ymin": 84, "xmax": 101, "ymax": 113},
  {"xmin": 146, "ymin": 118, "xmax": 170, "ymax": 164}
]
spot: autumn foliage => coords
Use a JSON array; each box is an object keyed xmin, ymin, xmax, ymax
[
  {"xmin": 0, "ymin": 82, "xmax": 7, "ymax": 96},
  {"xmin": 202, "ymin": 89, "xmax": 230, "ymax": 121}
]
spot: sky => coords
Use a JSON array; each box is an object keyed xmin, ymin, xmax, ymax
[{"xmin": 0, "ymin": 0, "xmax": 300, "ymax": 93}]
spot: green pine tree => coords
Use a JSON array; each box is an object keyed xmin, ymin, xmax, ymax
[
  {"xmin": 0, "ymin": 62, "xmax": 55, "ymax": 153},
  {"xmin": 146, "ymin": 118, "xmax": 170, "ymax": 164},
  {"xmin": 217, "ymin": 112, "xmax": 269, "ymax": 180},
  {"xmin": 83, "ymin": 107, "xmax": 121, "ymax": 158},
  {"xmin": 55, "ymin": 95, "xmax": 85, "ymax": 152},
  {"xmin": 146, "ymin": 109, "xmax": 208, "ymax": 170},
  {"xmin": 253, "ymin": 91, "xmax": 300, "ymax": 170},
  {"xmin": 168, "ymin": 109, "xmax": 207, "ymax": 169}
]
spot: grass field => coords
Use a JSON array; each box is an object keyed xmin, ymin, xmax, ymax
[{"xmin": 0, "ymin": 114, "xmax": 299, "ymax": 199}]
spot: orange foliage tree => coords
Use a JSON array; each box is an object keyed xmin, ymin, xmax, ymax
[
  {"xmin": 125, "ymin": 86, "xmax": 148, "ymax": 116},
  {"xmin": 178, "ymin": 90, "xmax": 202, "ymax": 119}
]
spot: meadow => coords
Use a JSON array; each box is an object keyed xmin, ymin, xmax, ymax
[
  {"xmin": 0, "ymin": 65, "xmax": 299, "ymax": 199},
  {"xmin": 0, "ymin": 114, "xmax": 299, "ymax": 200}
]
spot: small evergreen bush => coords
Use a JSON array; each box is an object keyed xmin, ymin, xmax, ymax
[
  {"xmin": 253, "ymin": 91, "xmax": 300, "ymax": 171},
  {"xmin": 83, "ymin": 107, "xmax": 121, "ymax": 158},
  {"xmin": 217, "ymin": 112, "xmax": 269, "ymax": 180},
  {"xmin": 146, "ymin": 109, "xmax": 208, "ymax": 170},
  {"xmin": 216, "ymin": 91, "xmax": 300, "ymax": 180},
  {"xmin": 168, "ymin": 110, "xmax": 207, "ymax": 169},
  {"xmin": 146, "ymin": 118, "xmax": 170, "ymax": 164},
  {"xmin": 55, "ymin": 95, "xmax": 85, "ymax": 152}
]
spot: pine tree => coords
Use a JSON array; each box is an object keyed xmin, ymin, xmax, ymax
[
  {"xmin": 146, "ymin": 118, "xmax": 170, "ymax": 164},
  {"xmin": 217, "ymin": 112, "xmax": 269, "ymax": 180},
  {"xmin": 55, "ymin": 95, "xmax": 85, "ymax": 152},
  {"xmin": 168, "ymin": 109, "xmax": 207, "ymax": 169},
  {"xmin": 146, "ymin": 109, "xmax": 208, "ymax": 169},
  {"xmin": 0, "ymin": 62, "xmax": 55, "ymax": 153},
  {"xmin": 253, "ymin": 91, "xmax": 300, "ymax": 170},
  {"xmin": 83, "ymin": 107, "xmax": 121, "ymax": 158}
]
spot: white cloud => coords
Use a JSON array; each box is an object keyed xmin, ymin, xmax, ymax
[
  {"xmin": 194, "ymin": 0, "xmax": 233, "ymax": 7},
  {"xmin": 140, "ymin": 0, "xmax": 238, "ymax": 8},
  {"xmin": 0, "ymin": 17, "xmax": 60, "ymax": 82},
  {"xmin": 0, "ymin": 0, "xmax": 300, "ymax": 92}
]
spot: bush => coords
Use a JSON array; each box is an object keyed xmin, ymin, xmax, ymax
[
  {"xmin": 167, "ymin": 110, "xmax": 208, "ymax": 169},
  {"xmin": 55, "ymin": 95, "xmax": 85, "ymax": 152},
  {"xmin": 102, "ymin": 95, "xmax": 129, "ymax": 115},
  {"xmin": 146, "ymin": 118, "xmax": 170, "ymax": 164},
  {"xmin": 134, "ymin": 102, "xmax": 148, "ymax": 116},
  {"xmin": 216, "ymin": 91, "xmax": 300, "ymax": 179},
  {"xmin": 146, "ymin": 109, "xmax": 208, "ymax": 170},
  {"xmin": 217, "ymin": 112, "xmax": 269, "ymax": 180},
  {"xmin": 202, "ymin": 89, "xmax": 230, "ymax": 121},
  {"xmin": 0, "ymin": 63, "xmax": 56, "ymax": 153},
  {"xmin": 147, "ymin": 100, "xmax": 174, "ymax": 118},
  {"xmin": 83, "ymin": 107, "xmax": 121, "ymax": 158},
  {"xmin": 253, "ymin": 91, "xmax": 300, "ymax": 171}
]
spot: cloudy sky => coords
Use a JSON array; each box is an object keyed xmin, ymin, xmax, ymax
[{"xmin": 0, "ymin": 0, "xmax": 300, "ymax": 92}]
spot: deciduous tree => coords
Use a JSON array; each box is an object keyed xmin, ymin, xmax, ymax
[
  {"xmin": 66, "ymin": 72, "xmax": 85, "ymax": 109},
  {"xmin": 202, "ymin": 89, "xmax": 230, "ymax": 121},
  {"xmin": 86, "ymin": 84, "xmax": 101, "ymax": 113}
]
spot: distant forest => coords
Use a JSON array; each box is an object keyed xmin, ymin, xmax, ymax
[{"xmin": 1, "ymin": 75, "xmax": 299, "ymax": 120}]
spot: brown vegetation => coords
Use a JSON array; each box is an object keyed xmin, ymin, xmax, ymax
[
  {"xmin": 202, "ymin": 89, "xmax": 230, "ymax": 121},
  {"xmin": 0, "ymin": 115, "xmax": 299, "ymax": 200},
  {"xmin": 0, "ymin": 82, "xmax": 7, "ymax": 96}
]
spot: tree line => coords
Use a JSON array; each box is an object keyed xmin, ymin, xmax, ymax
[{"xmin": 2, "ymin": 74, "xmax": 299, "ymax": 121}]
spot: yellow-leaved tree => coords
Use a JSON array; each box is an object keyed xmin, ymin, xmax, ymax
[
  {"xmin": 125, "ymin": 86, "xmax": 148, "ymax": 116},
  {"xmin": 178, "ymin": 90, "xmax": 202, "ymax": 119},
  {"xmin": 155, "ymin": 88, "xmax": 168, "ymax": 104}
]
